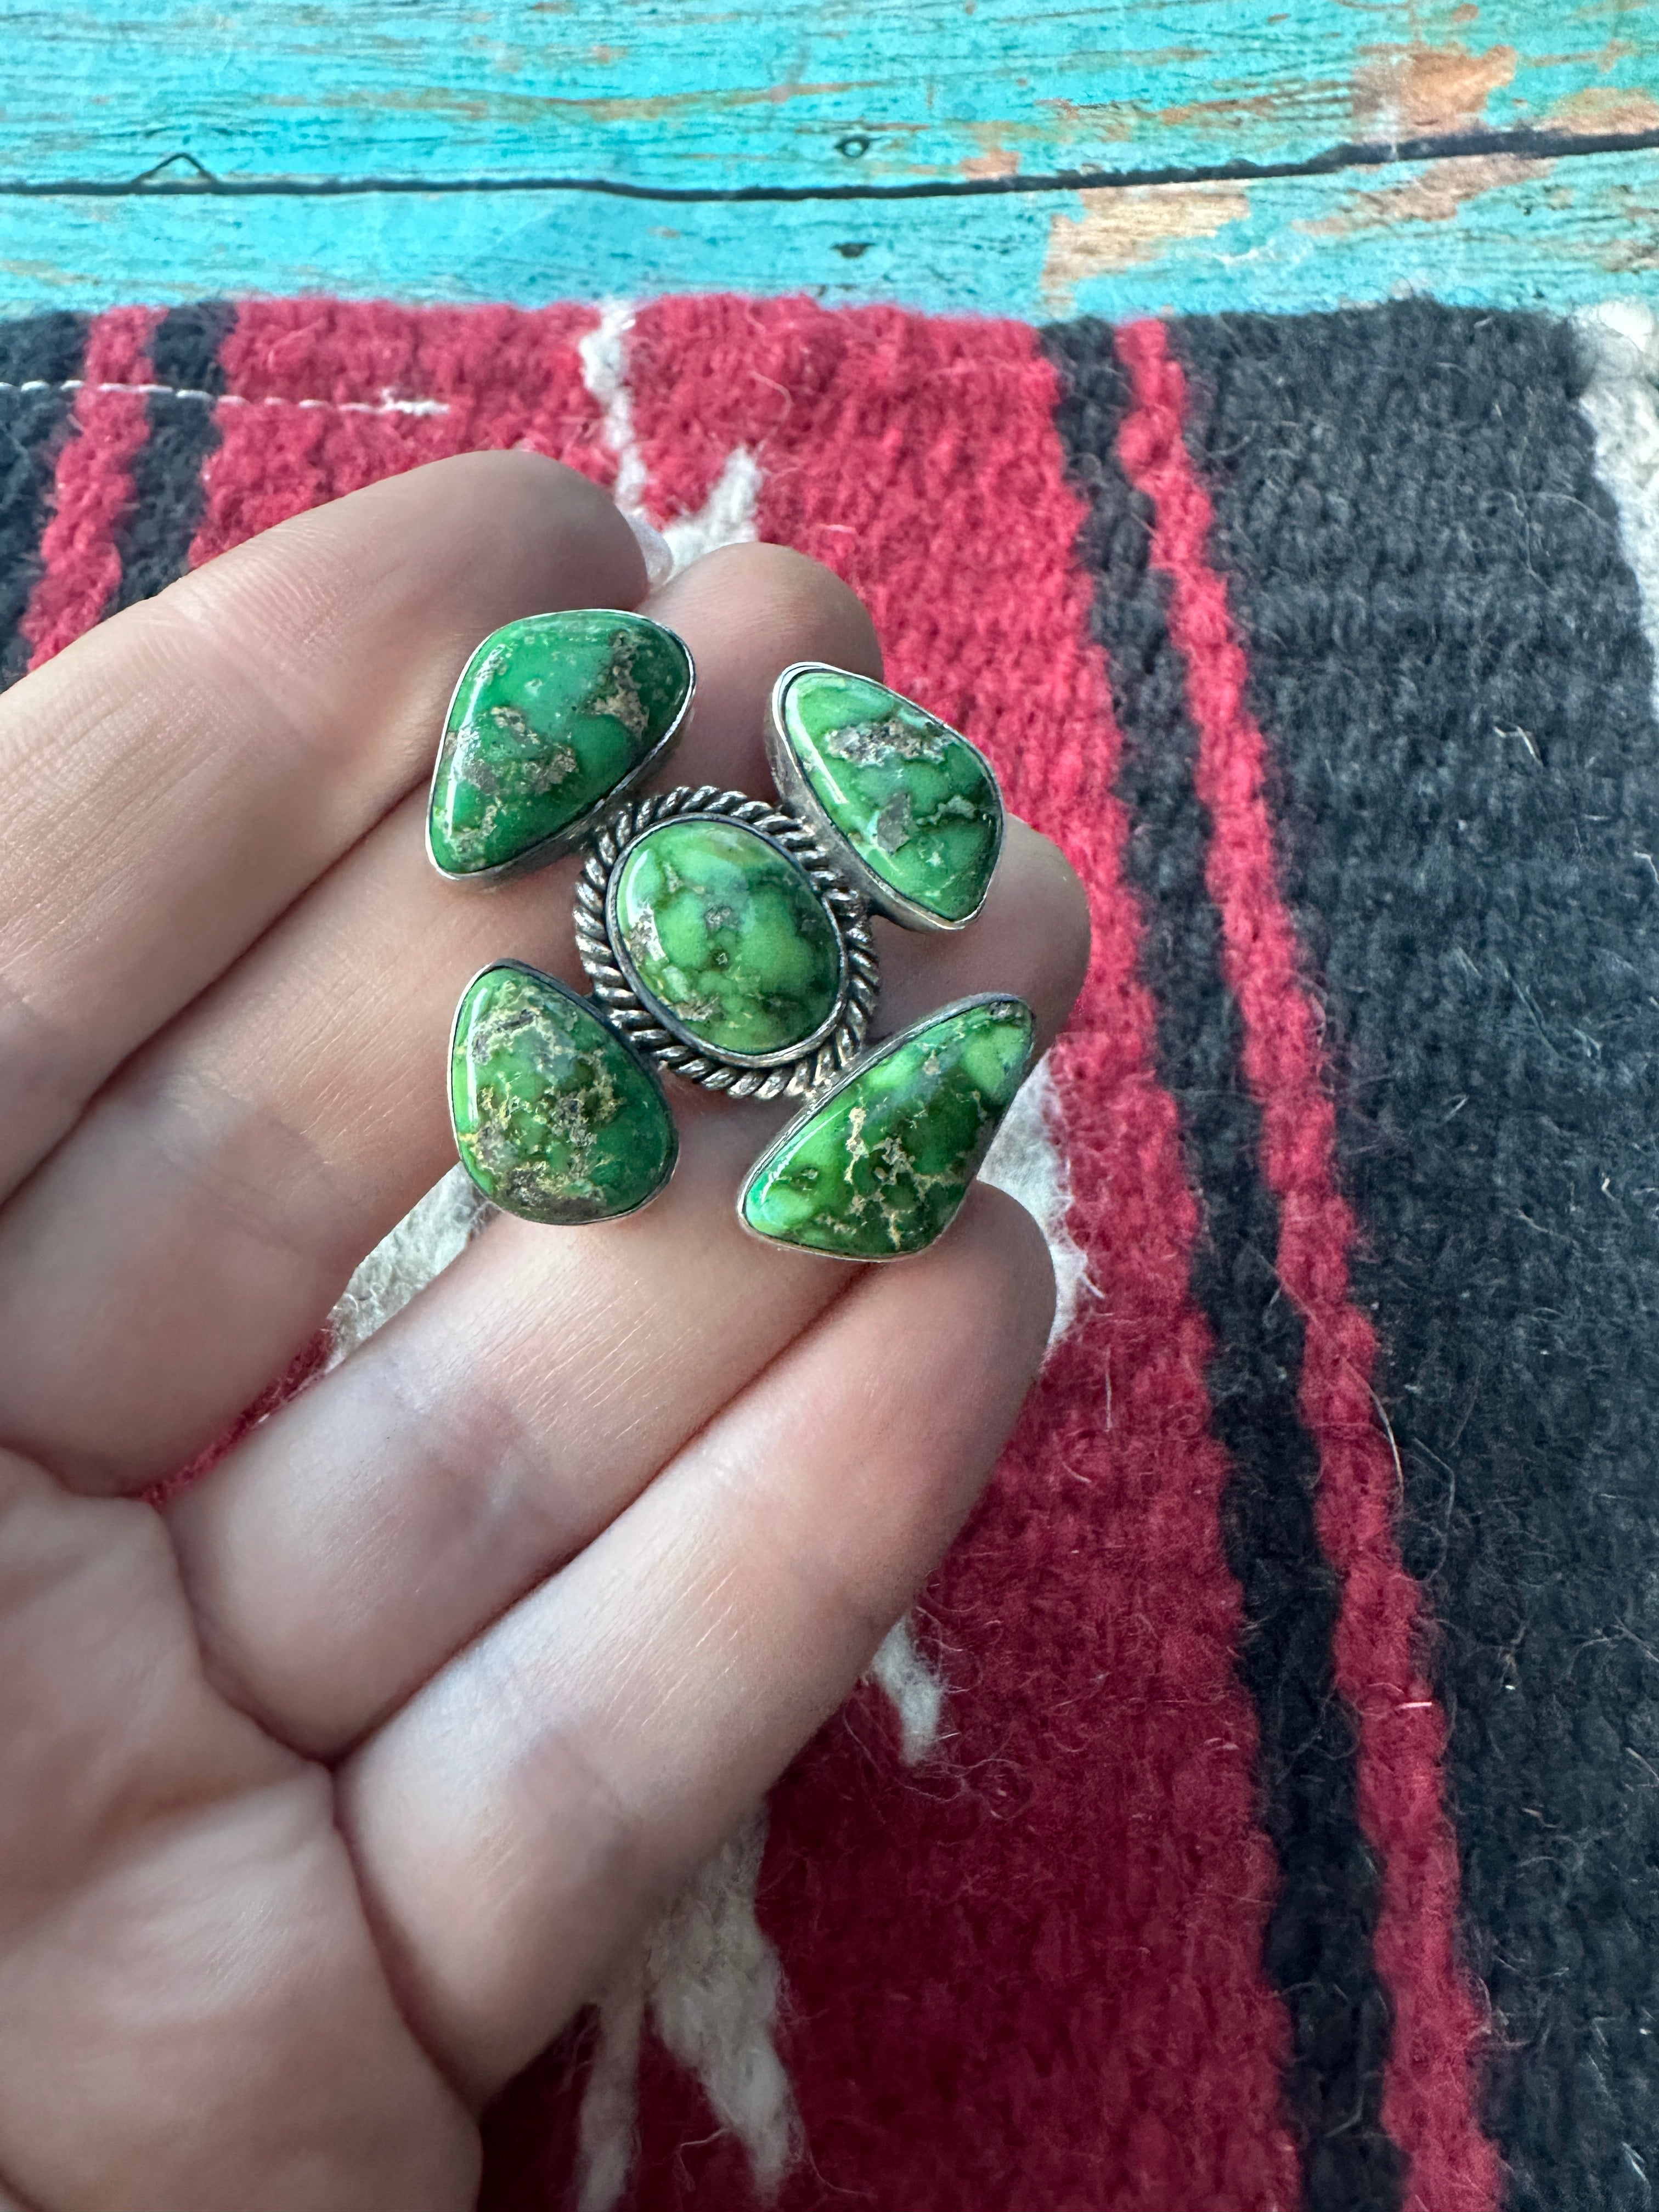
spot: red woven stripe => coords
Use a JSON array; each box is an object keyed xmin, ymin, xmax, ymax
[
  {"xmin": 148, "ymin": 1326, "xmax": 333, "ymax": 1509},
  {"xmin": 1113, "ymin": 315, "xmax": 1498, "ymax": 2210},
  {"xmin": 18, "ymin": 306, "xmax": 160, "ymax": 667},
  {"xmin": 616, "ymin": 295, "xmax": 1299, "ymax": 2209},
  {"xmin": 189, "ymin": 301, "xmax": 611, "ymax": 566}
]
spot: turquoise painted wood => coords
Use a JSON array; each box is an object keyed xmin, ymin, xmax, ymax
[
  {"xmin": 7, "ymin": 0, "xmax": 1658, "ymax": 186},
  {"xmin": 6, "ymin": 150, "xmax": 1656, "ymax": 323},
  {"xmin": 2, "ymin": 0, "xmax": 1657, "ymax": 319}
]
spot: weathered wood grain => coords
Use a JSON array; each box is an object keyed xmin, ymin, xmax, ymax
[
  {"xmin": 4, "ymin": 147, "xmax": 1656, "ymax": 323},
  {"xmin": 5, "ymin": 0, "xmax": 1658, "ymax": 188},
  {"xmin": 2, "ymin": 0, "xmax": 1657, "ymax": 319}
]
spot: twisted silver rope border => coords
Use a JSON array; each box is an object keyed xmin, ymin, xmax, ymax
[{"xmin": 574, "ymin": 783, "xmax": 881, "ymax": 1101}]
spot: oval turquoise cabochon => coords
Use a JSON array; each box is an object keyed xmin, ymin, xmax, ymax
[
  {"xmin": 429, "ymin": 610, "xmax": 692, "ymax": 878},
  {"xmin": 611, "ymin": 815, "xmax": 845, "ymax": 1060},
  {"xmin": 777, "ymin": 666, "xmax": 1002, "ymax": 926},
  {"xmin": 450, "ymin": 963, "xmax": 677, "ymax": 1224},
  {"xmin": 741, "ymin": 995, "xmax": 1035, "ymax": 1258}
]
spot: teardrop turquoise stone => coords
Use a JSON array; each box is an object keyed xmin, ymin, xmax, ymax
[
  {"xmin": 612, "ymin": 816, "xmax": 844, "ymax": 1059},
  {"xmin": 430, "ymin": 611, "xmax": 692, "ymax": 877},
  {"xmin": 450, "ymin": 964, "xmax": 677, "ymax": 1224},
  {"xmin": 740, "ymin": 997, "xmax": 1035, "ymax": 1258},
  {"xmin": 778, "ymin": 668, "xmax": 1002, "ymax": 924}
]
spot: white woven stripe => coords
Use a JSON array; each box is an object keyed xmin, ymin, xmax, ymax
[
  {"xmin": 867, "ymin": 1614, "xmax": 946, "ymax": 1763},
  {"xmin": 327, "ymin": 1163, "xmax": 487, "ymax": 1368},
  {"xmin": 575, "ymin": 1809, "xmax": 799, "ymax": 2211},
  {"xmin": 575, "ymin": 297, "xmax": 758, "ymax": 567},
  {"xmin": 575, "ymin": 1957, "xmax": 647, "ymax": 2212},
  {"xmin": 979, "ymin": 1049, "xmax": 1092, "ymax": 1353},
  {"xmin": 0, "ymin": 376, "xmax": 448, "ymax": 416},
  {"xmin": 577, "ymin": 299, "xmax": 650, "ymax": 516},
  {"xmin": 1576, "ymin": 302, "xmax": 1659, "ymax": 719}
]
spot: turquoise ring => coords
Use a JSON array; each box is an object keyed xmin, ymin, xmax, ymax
[
  {"xmin": 440, "ymin": 613, "xmax": 1033, "ymax": 1258},
  {"xmin": 427, "ymin": 608, "xmax": 695, "ymax": 885},
  {"xmin": 764, "ymin": 662, "xmax": 1004, "ymax": 932},
  {"xmin": 572, "ymin": 784, "xmax": 879, "ymax": 1102}
]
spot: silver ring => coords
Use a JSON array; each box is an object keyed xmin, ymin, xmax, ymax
[
  {"xmin": 573, "ymin": 783, "xmax": 881, "ymax": 1102},
  {"xmin": 426, "ymin": 610, "xmax": 697, "ymax": 888},
  {"xmin": 764, "ymin": 660, "xmax": 1005, "ymax": 932}
]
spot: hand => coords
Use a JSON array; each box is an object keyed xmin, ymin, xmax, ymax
[{"xmin": 0, "ymin": 456, "xmax": 1087, "ymax": 2210}]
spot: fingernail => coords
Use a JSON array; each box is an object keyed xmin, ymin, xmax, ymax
[{"xmin": 622, "ymin": 509, "xmax": 675, "ymax": 589}]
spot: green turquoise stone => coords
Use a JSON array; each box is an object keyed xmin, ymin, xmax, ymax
[
  {"xmin": 450, "ymin": 964, "xmax": 676, "ymax": 1224},
  {"xmin": 430, "ymin": 611, "xmax": 691, "ymax": 877},
  {"xmin": 612, "ymin": 816, "xmax": 844, "ymax": 1060},
  {"xmin": 779, "ymin": 668, "xmax": 1002, "ymax": 924},
  {"xmin": 740, "ymin": 997, "xmax": 1035, "ymax": 1258}
]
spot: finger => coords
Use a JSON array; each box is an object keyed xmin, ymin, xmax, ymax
[
  {"xmin": 338, "ymin": 1185, "xmax": 1053, "ymax": 2100},
  {"xmin": 166, "ymin": 813, "xmax": 1088, "ymax": 1754},
  {"xmin": 875, "ymin": 814, "xmax": 1091, "ymax": 1040},
  {"xmin": 0, "ymin": 545, "xmax": 882, "ymax": 1492},
  {"xmin": 0, "ymin": 453, "xmax": 646, "ymax": 1201}
]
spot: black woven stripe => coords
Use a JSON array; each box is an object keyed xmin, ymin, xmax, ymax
[
  {"xmin": 1040, "ymin": 319, "xmax": 1402, "ymax": 2209},
  {"xmin": 111, "ymin": 300, "xmax": 234, "ymax": 610},
  {"xmin": 1175, "ymin": 300, "xmax": 1659, "ymax": 2210},
  {"xmin": 0, "ymin": 311, "xmax": 89, "ymax": 686}
]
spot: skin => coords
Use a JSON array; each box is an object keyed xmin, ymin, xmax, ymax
[{"xmin": 0, "ymin": 453, "xmax": 1090, "ymax": 2210}]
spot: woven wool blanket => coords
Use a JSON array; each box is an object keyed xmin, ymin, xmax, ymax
[{"xmin": 3, "ymin": 295, "xmax": 1658, "ymax": 2212}]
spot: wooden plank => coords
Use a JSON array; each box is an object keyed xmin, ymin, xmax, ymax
[
  {"xmin": 5, "ymin": 0, "xmax": 1659, "ymax": 190},
  {"xmin": 4, "ymin": 148, "xmax": 1656, "ymax": 325}
]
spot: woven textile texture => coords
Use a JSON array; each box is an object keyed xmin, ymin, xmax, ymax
[{"xmin": 3, "ymin": 295, "xmax": 1657, "ymax": 2211}]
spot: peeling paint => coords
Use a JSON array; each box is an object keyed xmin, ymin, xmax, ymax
[
  {"xmin": 1042, "ymin": 183, "xmax": 1251, "ymax": 306},
  {"xmin": 1159, "ymin": 84, "xmax": 1349, "ymax": 135},
  {"xmin": 1531, "ymin": 41, "xmax": 1639, "ymax": 71},
  {"xmin": 1033, "ymin": 96, "xmax": 1138, "ymax": 145},
  {"xmin": 1548, "ymin": 84, "xmax": 1659, "ymax": 133},
  {"xmin": 1043, "ymin": 81, "xmax": 1349, "ymax": 147},
  {"xmin": 1297, "ymin": 153, "xmax": 1549, "ymax": 237},
  {"xmin": 1596, "ymin": 238, "xmax": 1659, "ymax": 277},
  {"xmin": 1352, "ymin": 40, "xmax": 1519, "ymax": 137},
  {"xmin": 338, "ymin": 76, "xmax": 882, "ymax": 128},
  {"xmin": 958, "ymin": 117, "xmax": 1025, "ymax": 177},
  {"xmin": 962, "ymin": 146, "xmax": 1020, "ymax": 177}
]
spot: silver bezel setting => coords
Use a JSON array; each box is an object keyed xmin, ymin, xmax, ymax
[
  {"xmin": 764, "ymin": 659, "xmax": 1005, "ymax": 934},
  {"xmin": 735, "ymin": 991, "xmax": 1036, "ymax": 1261},
  {"xmin": 574, "ymin": 784, "xmax": 881, "ymax": 1102},
  {"xmin": 426, "ymin": 610, "xmax": 697, "ymax": 889},
  {"xmin": 447, "ymin": 958, "xmax": 679, "ymax": 1226}
]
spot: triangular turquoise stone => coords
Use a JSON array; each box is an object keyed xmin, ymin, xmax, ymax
[
  {"xmin": 741, "ymin": 997, "xmax": 1034, "ymax": 1258},
  {"xmin": 430, "ymin": 610, "xmax": 691, "ymax": 877},
  {"xmin": 778, "ymin": 667, "xmax": 1002, "ymax": 925},
  {"xmin": 451, "ymin": 964, "xmax": 676, "ymax": 1224}
]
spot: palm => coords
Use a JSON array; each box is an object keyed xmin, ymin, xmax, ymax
[
  {"xmin": 0, "ymin": 455, "xmax": 1083, "ymax": 2210},
  {"xmin": 0, "ymin": 1460, "xmax": 474, "ymax": 2207}
]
